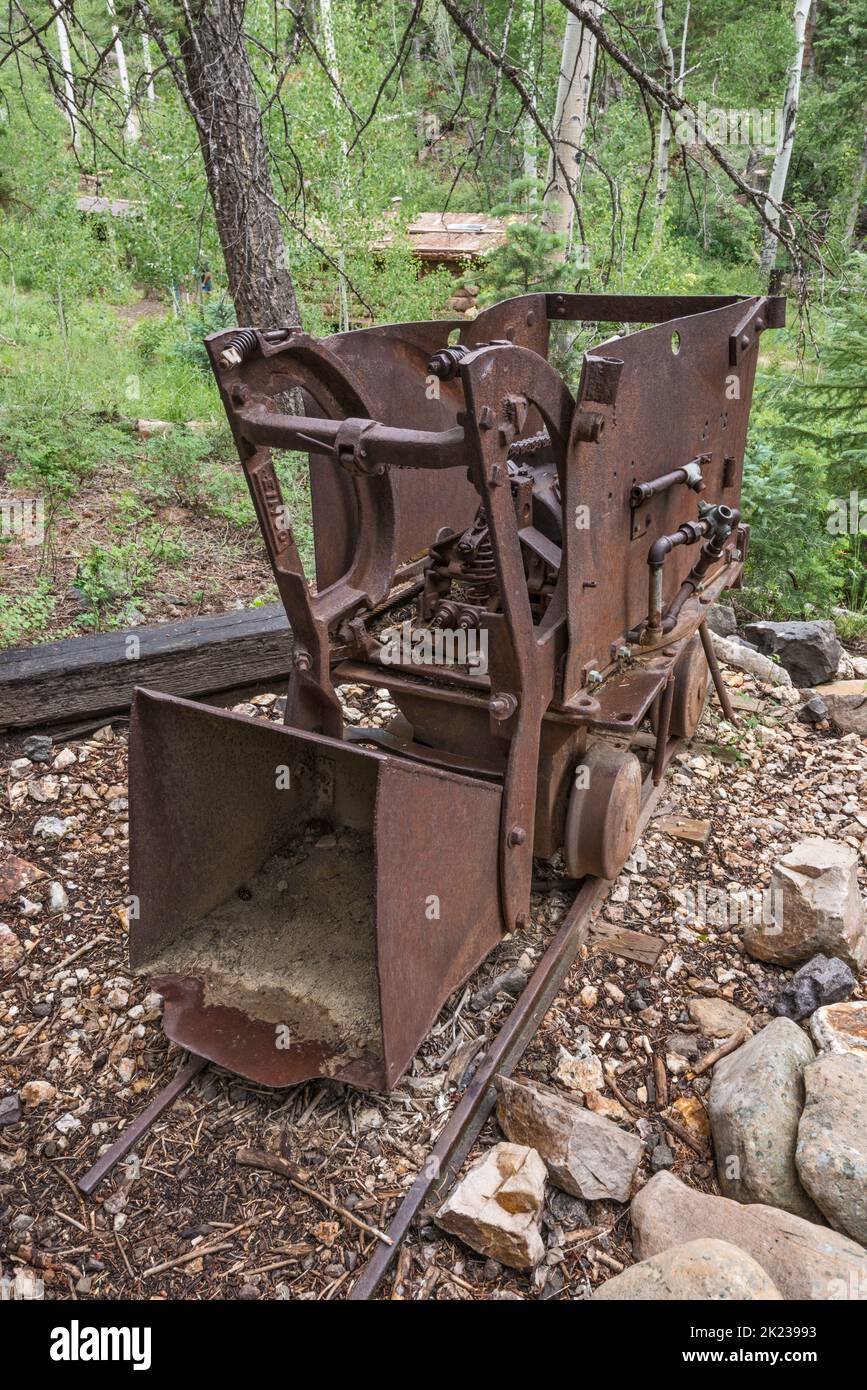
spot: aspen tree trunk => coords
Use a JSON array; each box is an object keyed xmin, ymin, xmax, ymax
[
  {"xmin": 652, "ymin": 0, "xmax": 688, "ymax": 249},
  {"xmin": 106, "ymin": 0, "xmax": 140, "ymax": 142},
  {"xmin": 319, "ymin": 0, "xmax": 350, "ymax": 332},
  {"xmin": 544, "ymin": 2, "xmax": 600, "ymax": 260},
  {"xmin": 760, "ymin": 0, "xmax": 811, "ymax": 277},
  {"xmin": 521, "ymin": 0, "xmax": 537, "ymax": 182},
  {"xmin": 53, "ymin": 3, "xmax": 80, "ymax": 151},
  {"xmin": 142, "ymin": 32, "xmax": 156, "ymax": 104}
]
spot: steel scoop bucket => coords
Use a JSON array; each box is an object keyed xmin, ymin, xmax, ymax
[{"xmin": 129, "ymin": 689, "xmax": 504, "ymax": 1090}]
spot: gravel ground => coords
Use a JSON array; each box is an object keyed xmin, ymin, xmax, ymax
[{"xmin": 1, "ymin": 662, "xmax": 865, "ymax": 1300}]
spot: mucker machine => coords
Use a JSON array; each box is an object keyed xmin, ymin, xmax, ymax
[{"xmin": 127, "ymin": 290, "xmax": 784, "ymax": 1091}]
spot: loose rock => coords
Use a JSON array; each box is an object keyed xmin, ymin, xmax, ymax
[
  {"xmin": 631, "ymin": 1170, "xmax": 867, "ymax": 1300},
  {"xmin": 688, "ymin": 997, "xmax": 751, "ymax": 1037},
  {"xmin": 591, "ymin": 1237, "xmax": 783, "ymax": 1300},
  {"xmin": 812, "ymin": 680, "xmax": 867, "ymax": 735},
  {"xmin": 744, "ymin": 838, "xmax": 867, "ymax": 970},
  {"xmin": 20, "ymin": 1080, "xmax": 56, "ymax": 1107},
  {"xmin": 48, "ymin": 881, "xmax": 69, "ymax": 914},
  {"xmin": 709, "ymin": 1017, "xmax": 820, "ymax": 1220},
  {"xmin": 0, "ymin": 1095, "xmax": 22, "ymax": 1126},
  {"xmin": 496, "ymin": 1075, "xmax": 642, "ymax": 1202},
  {"xmin": 705, "ymin": 604, "xmax": 738, "ymax": 638},
  {"xmin": 810, "ymin": 1001, "xmax": 867, "ymax": 1058},
  {"xmin": 553, "ymin": 1043, "xmax": 603, "ymax": 1094},
  {"xmin": 31, "ymin": 815, "xmax": 76, "ymax": 844},
  {"xmin": 0, "ymin": 922, "xmax": 25, "ymax": 971},
  {"xmin": 435, "ymin": 1142, "xmax": 546, "ymax": 1270},
  {"xmin": 798, "ymin": 695, "xmax": 829, "ymax": 725},
  {"xmin": 796, "ymin": 1053, "xmax": 867, "ymax": 1246},
  {"xmin": 775, "ymin": 954, "xmax": 856, "ymax": 1021}
]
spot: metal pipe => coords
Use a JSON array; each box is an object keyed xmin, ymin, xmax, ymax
[
  {"xmin": 653, "ymin": 675, "xmax": 675, "ymax": 784},
  {"xmin": 644, "ymin": 521, "xmax": 707, "ymax": 641},
  {"xmin": 699, "ymin": 618, "xmax": 735, "ymax": 723},
  {"xmin": 630, "ymin": 455, "xmax": 707, "ymax": 506}
]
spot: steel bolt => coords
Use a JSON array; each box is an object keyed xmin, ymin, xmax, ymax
[
  {"xmin": 490, "ymin": 693, "xmax": 517, "ymax": 721},
  {"xmin": 507, "ymin": 826, "xmax": 527, "ymax": 847},
  {"xmin": 293, "ymin": 648, "xmax": 312, "ymax": 672}
]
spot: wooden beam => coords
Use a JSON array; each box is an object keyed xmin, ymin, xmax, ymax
[
  {"xmin": 0, "ymin": 604, "xmax": 294, "ymax": 732},
  {"xmin": 589, "ymin": 922, "xmax": 665, "ymax": 966}
]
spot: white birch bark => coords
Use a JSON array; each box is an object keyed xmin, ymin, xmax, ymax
[{"xmin": 760, "ymin": 0, "xmax": 811, "ymax": 276}]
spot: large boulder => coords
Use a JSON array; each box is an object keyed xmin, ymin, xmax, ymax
[
  {"xmin": 796, "ymin": 1053, "xmax": 867, "ymax": 1246},
  {"xmin": 590, "ymin": 1237, "xmax": 783, "ymax": 1300},
  {"xmin": 495, "ymin": 1075, "xmax": 641, "ymax": 1202},
  {"xmin": 742, "ymin": 619, "xmax": 842, "ymax": 686},
  {"xmin": 708, "ymin": 1018, "xmax": 821, "ymax": 1220},
  {"xmin": 812, "ymin": 680, "xmax": 867, "ymax": 736},
  {"xmin": 631, "ymin": 1171, "xmax": 867, "ymax": 1300},
  {"xmin": 743, "ymin": 838, "xmax": 867, "ymax": 970},
  {"xmin": 774, "ymin": 954, "xmax": 857, "ymax": 1021},
  {"xmin": 435, "ymin": 1142, "xmax": 547, "ymax": 1269},
  {"xmin": 810, "ymin": 1001, "xmax": 867, "ymax": 1058}
]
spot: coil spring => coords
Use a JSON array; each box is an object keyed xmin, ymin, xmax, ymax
[
  {"xmin": 228, "ymin": 328, "xmax": 259, "ymax": 362},
  {"xmin": 458, "ymin": 508, "xmax": 497, "ymax": 601}
]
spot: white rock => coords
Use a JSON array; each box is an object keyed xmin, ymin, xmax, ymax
[
  {"xmin": 554, "ymin": 1044, "xmax": 603, "ymax": 1093},
  {"xmin": 48, "ymin": 882, "xmax": 69, "ymax": 913},
  {"xmin": 435, "ymin": 1142, "xmax": 547, "ymax": 1270}
]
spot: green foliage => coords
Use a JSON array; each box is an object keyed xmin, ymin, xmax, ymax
[
  {"xmin": 478, "ymin": 178, "xmax": 571, "ymax": 303},
  {"xmin": 73, "ymin": 498, "xmax": 188, "ymax": 629},
  {"xmin": 0, "ymin": 578, "xmax": 62, "ymax": 649},
  {"xmin": 739, "ymin": 430, "xmax": 845, "ymax": 618}
]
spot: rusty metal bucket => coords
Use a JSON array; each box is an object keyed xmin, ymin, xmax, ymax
[{"xmin": 129, "ymin": 688, "xmax": 504, "ymax": 1091}]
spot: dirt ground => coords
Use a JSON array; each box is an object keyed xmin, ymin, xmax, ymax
[{"xmin": 1, "ymin": 664, "xmax": 865, "ymax": 1300}]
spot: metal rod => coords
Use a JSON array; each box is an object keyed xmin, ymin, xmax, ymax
[
  {"xmin": 653, "ymin": 675, "xmax": 675, "ymax": 784},
  {"xmin": 347, "ymin": 757, "xmax": 679, "ymax": 1301},
  {"xmin": 698, "ymin": 617, "xmax": 735, "ymax": 723},
  {"xmin": 77, "ymin": 1053, "xmax": 208, "ymax": 1195}
]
